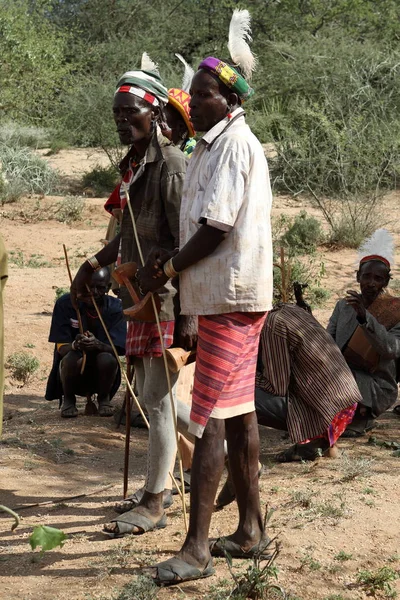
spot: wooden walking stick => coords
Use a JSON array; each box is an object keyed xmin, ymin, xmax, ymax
[
  {"xmin": 123, "ymin": 360, "xmax": 132, "ymax": 498},
  {"xmin": 122, "ymin": 182, "xmax": 188, "ymax": 531},
  {"xmin": 63, "ymin": 244, "xmax": 86, "ymax": 375}
]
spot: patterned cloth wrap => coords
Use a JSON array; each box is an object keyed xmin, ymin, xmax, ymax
[
  {"xmin": 190, "ymin": 312, "xmax": 266, "ymax": 438},
  {"xmin": 126, "ymin": 320, "xmax": 174, "ymax": 358},
  {"xmin": 198, "ymin": 56, "xmax": 254, "ymax": 101},
  {"xmin": 168, "ymin": 88, "xmax": 195, "ymax": 137}
]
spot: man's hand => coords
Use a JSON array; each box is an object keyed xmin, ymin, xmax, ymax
[
  {"xmin": 136, "ymin": 267, "xmax": 169, "ymax": 294},
  {"xmin": 345, "ymin": 290, "xmax": 367, "ymax": 321},
  {"xmin": 175, "ymin": 316, "xmax": 198, "ymax": 350},
  {"xmin": 70, "ymin": 263, "xmax": 94, "ymax": 308},
  {"xmin": 136, "ymin": 246, "xmax": 177, "ymax": 293},
  {"xmin": 75, "ymin": 332, "xmax": 103, "ymax": 353}
]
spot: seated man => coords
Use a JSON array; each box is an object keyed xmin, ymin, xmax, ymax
[
  {"xmin": 45, "ymin": 267, "xmax": 126, "ymax": 418},
  {"xmin": 254, "ymin": 303, "xmax": 360, "ymax": 461},
  {"xmin": 327, "ymin": 229, "xmax": 400, "ymax": 437}
]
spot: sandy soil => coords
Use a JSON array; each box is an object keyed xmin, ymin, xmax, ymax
[{"xmin": 1, "ymin": 149, "xmax": 399, "ymax": 600}]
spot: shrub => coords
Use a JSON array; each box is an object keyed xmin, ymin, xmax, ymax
[
  {"xmin": 81, "ymin": 165, "xmax": 119, "ymax": 197},
  {"xmin": 0, "ymin": 122, "xmax": 51, "ymax": 148},
  {"xmin": 55, "ymin": 196, "xmax": 85, "ymax": 224},
  {"xmin": 281, "ymin": 211, "xmax": 324, "ymax": 255},
  {"xmin": 0, "ymin": 145, "xmax": 58, "ymax": 204},
  {"xmin": 6, "ymin": 352, "xmax": 39, "ymax": 385},
  {"xmin": 54, "ymin": 287, "xmax": 69, "ymax": 301}
]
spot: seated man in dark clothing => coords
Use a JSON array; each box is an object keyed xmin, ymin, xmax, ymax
[{"xmin": 45, "ymin": 268, "xmax": 126, "ymax": 418}]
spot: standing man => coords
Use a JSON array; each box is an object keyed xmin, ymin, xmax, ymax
[{"xmin": 138, "ymin": 10, "xmax": 273, "ymax": 585}]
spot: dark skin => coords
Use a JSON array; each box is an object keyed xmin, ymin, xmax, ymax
[
  {"xmin": 71, "ymin": 88, "xmax": 193, "ymax": 534},
  {"xmin": 346, "ymin": 260, "xmax": 390, "ymax": 322},
  {"xmin": 60, "ymin": 269, "xmax": 118, "ymax": 417},
  {"xmin": 162, "ymin": 104, "xmax": 189, "ymax": 147},
  {"xmin": 345, "ymin": 260, "xmax": 390, "ymax": 418},
  {"xmin": 139, "ymin": 71, "xmax": 265, "ymax": 575}
]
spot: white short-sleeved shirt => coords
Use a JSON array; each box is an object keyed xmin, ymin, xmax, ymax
[{"xmin": 179, "ymin": 107, "xmax": 273, "ymax": 316}]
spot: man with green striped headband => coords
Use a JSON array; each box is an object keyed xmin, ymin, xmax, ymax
[{"xmin": 116, "ymin": 67, "xmax": 169, "ymax": 108}]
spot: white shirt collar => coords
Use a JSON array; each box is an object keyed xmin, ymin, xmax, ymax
[{"xmin": 201, "ymin": 107, "xmax": 245, "ymax": 146}]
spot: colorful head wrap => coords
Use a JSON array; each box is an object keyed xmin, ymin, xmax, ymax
[
  {"xmin": 116, "ymin": 70, "xmax": 169, "ymax": 107},
  {"xmin": 168, "ymin": 88, "xmax": 195, "ymax": 137},
  {"xmin": 198, "ymin": 56, "xmax": 254, "ymax": 102}
]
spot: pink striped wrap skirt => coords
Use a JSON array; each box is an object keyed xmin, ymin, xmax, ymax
[{"xmin": 189, "ymin": 312, "xmax": 267, "ymax": 438}]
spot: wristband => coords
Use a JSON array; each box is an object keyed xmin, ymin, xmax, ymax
[
  {"xmin": 87, "ymin": 256, "xmax": 101, "ymax": 271},
  {"xmin": 163, "ymin": 258, "xmax": 179, "ymax": 279}
]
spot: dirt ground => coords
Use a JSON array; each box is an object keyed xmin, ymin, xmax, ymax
[{"xmin": 1, "ymin": 149, "xmax": 400, "ymax": 600}]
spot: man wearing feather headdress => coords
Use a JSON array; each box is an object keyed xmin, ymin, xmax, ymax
[
  {"xmin": 328, "ymin": 229, "xmax": 400, "ymax": 437},
  {"xmin": 138, "ymin": 10, "xmax": 273, "ymax": 585}
]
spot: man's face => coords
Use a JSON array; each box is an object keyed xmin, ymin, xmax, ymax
[
  {"xmin": 189, "ymin": 70, "xmax": 230, "ymax": 132},
  {"xmin": 113, "ymin": 92, "xmax": 154, "ymax": 145},
  {"xmin": 357, "ymin": 261, "xmax": 389, "ymax": 303},
  {"xmin": 80, "ymin": 270, "xmax": 110, "ymax": 306},
  {"xmin": 164, "ymin": 104, "xmax": 187, "ymax": 145}
]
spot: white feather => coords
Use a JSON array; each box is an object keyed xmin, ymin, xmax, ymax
[
  {"xmin": 141, "ymin": 52, "xmax": 159, "ymax": 74},
  {"xmin": 175, "ymin": 53, "xmax": 194, "ymax": 93},
  {"xmin": 358, "ymin": 228, "xmax": 395, "ymax": 267},
  {"xmin": 227, "ymin": 9, "xmax": 257, "ymax": 80}
]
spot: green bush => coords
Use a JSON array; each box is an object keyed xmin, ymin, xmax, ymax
[
  {"xmin": 0, "ymin": 145, "xmax": 58, "ymax": 204},
  {"xmin": 55, "ymin": 196, "xmax": 85, "ymax": 224},
  {"xmin": 54, "ymin": 287, "xmax": 69, "ymax": 301},
  {"xmin": 0, "ymin": 122, "xmax": 51, "ymax": 148},
  {"xmin": 281, "ymin": 211, "xmax": 324, "ymax": 255},
  {"xmin": 6, "ymin": 352, "xmax": 39, "ymax": 385},
  {"xmin": 81, "ymin": 165, "xmax": 119, "ymax": 196}
]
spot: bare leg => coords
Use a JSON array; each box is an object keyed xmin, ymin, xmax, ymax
[
  {"xmin": 95, "ymin": 352, "xmax": 118, "ymax": 416},
  {"xmin": 225, "ymin": 412, "xmax": 265, "ymax": 548},
  {"xmin": 59, "ymin": 351, "xmax": 82, "ymax": 417},
  {"xmin": 175, "ymin": 417, "xmax": 225, "ymax": 568}
]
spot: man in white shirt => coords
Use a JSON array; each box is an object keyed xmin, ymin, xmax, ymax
[{"xmin": 138, "ymin": 56, "xmax": 273, "ymax": 585}]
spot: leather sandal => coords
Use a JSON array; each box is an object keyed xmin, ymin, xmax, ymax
[
  {"xmin": 103, "ymin": 510, "xmax": 167, "ymax": 538},
  {"xmin": 153, "ymin": 557, "xmax": 214, "ymax": 586}
]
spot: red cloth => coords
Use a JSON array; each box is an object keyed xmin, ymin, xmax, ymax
[
  {"xmin": 126, "ymin": 320, "xmax": 174, "ymax": 358},
  {"xmin": 190, "ymin": 312, "xmax": 267, "ymax": 435},
  {"xmin": 104, "ymin": 184, "xmax": 122, "ymax": 215},
  {"xmin": 300, "ymin": 403, "xmax": 357, "ymax": 446}
]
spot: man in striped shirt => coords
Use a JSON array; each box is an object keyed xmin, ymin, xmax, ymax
[{"xmin": 256, "ymin": 303, "xmax": 361, "ymax": 461}]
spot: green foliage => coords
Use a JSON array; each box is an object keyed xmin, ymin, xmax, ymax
[
  {"xmin": 29, "ymin": 525, "xmax": 67, "ymax": 556},
  {"xmin": 6, "ymin": 351, "xmax": 39, "ymax": 385},
  {"xmin": 0, "ymin": 0, "xmax": 71, "ymax": 121},
  {"xmin": 8, "ymin": 251, "xmax": 51, "ymax": 268},
  {"xmin": 113, "ymin": 576, "xmax": 159, "ymax": 600},
  {"xmin": 0, "ymin": 122, "xmax": 51, "ymax": 148},
  {"xmin": 334, "ymin": 550, "xmax": 353, "ymax": 562},
  {"xmin": 55, "ymin": 196, "xmax": 85, "ymax": 224},
  {"xmin": 81, "ymin": 164, "xmax": 119, "ymax": 196},
  {"xmin": 299, "ymin": 553, "xmax": 322, "ymax": 571},
  {"xmin": 281, "ymin": 211, "xmax": 324, "ymax": 255},
  {"xmin": 0, "ymin": 145, "xmax": 58, "ymax": 204},
  {"xmin": 356, "ymin": 566, "xmax": 398, "ymax": 597},
  {"xmin": 54, "ymin": 287, "xmax": 69, "ymax": 301}
]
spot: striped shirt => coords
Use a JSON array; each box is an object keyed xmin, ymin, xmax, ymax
[{"xmin": 256, "ymin": 304, "xmax": 361, "ymax": 442}]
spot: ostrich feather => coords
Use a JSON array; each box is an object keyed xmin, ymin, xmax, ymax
[
  {"xmin": 175, "ymin": 53, "xmax": 194, "ymax": 93},
  {"xmin": 358, "ymin": 228, "xmax": 394, "ymax": 267},
  {"xmin": 227, "ymin": 9, "xmax": 257, "ymax": 80},
  {"xmin": 141, "ymin": 52, "xmax": 159, "ymax": 74}
]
